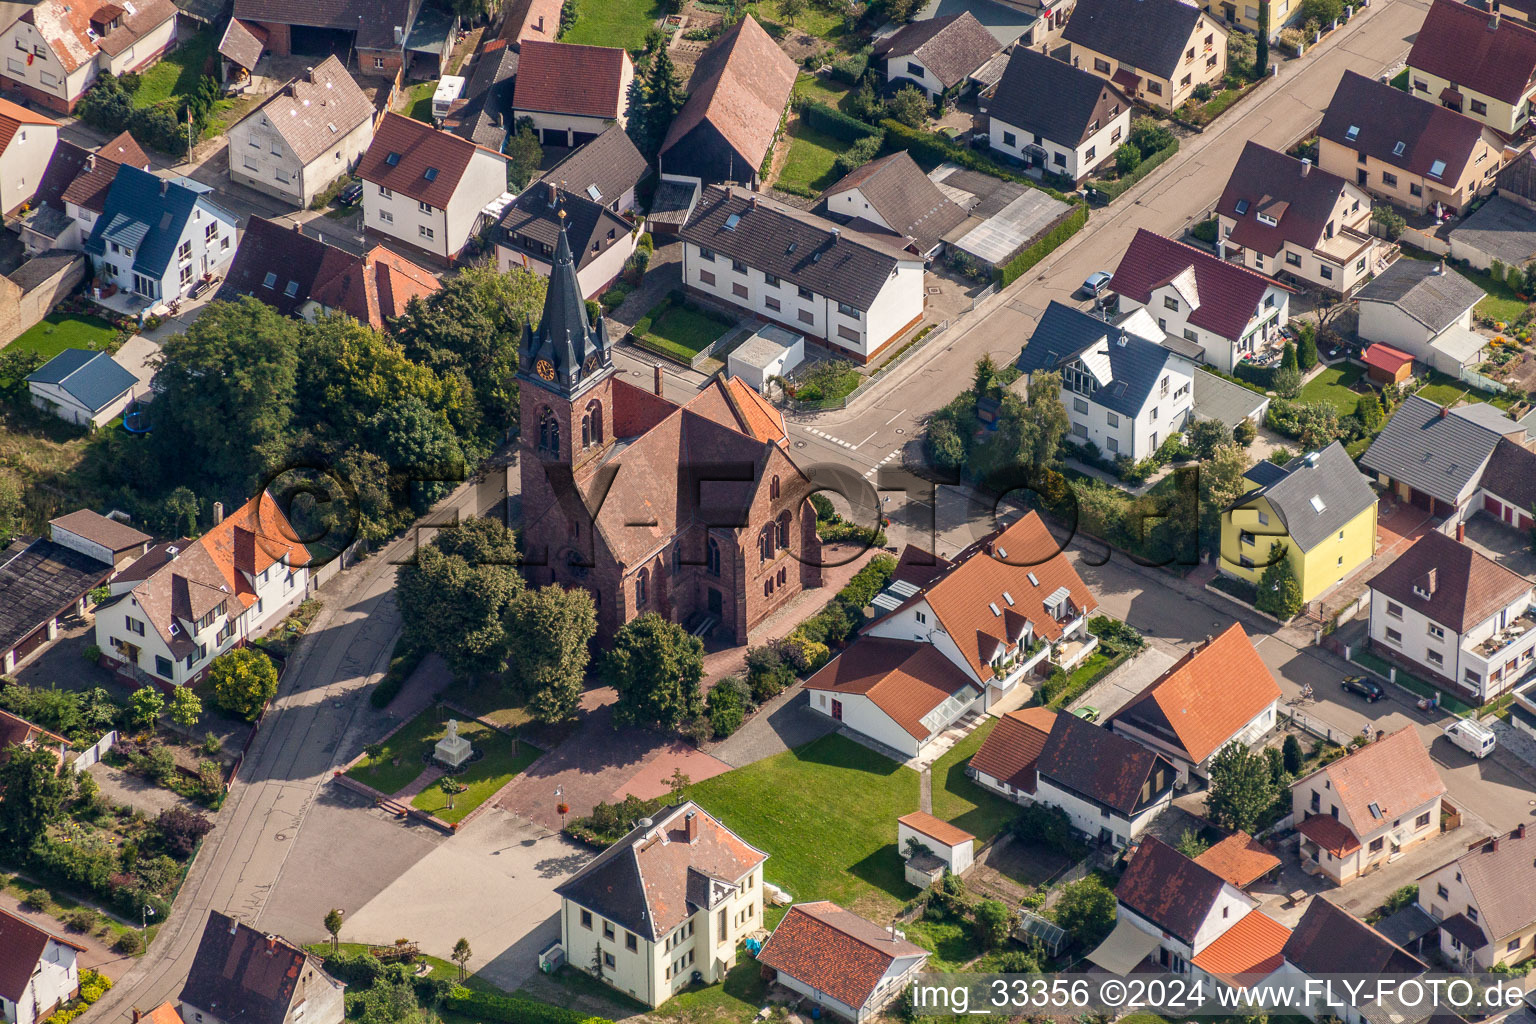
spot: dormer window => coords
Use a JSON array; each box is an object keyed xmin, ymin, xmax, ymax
[{"xmin": 1256, "ymin": 212, "xmax": 1278, "ymax": 227}]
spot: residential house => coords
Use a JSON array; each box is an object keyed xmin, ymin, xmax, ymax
[
  {"xmin": 231, "ymin": 0, "xmax": 440, "ymax": 77},
  {"xmin": 0, "ymin": 512, "xmax": 142, "ymax": 673},
  {"xmin": 1189, "ymin": 909, "xmax": 1291, "ymax": 997},
  {"xmin": 1357, "ymin": 395, "xmax": 1530, "ymax": 522},
  {"xmin": 1274, "ymin": 899, "xmax": 1426, "ymax": 1022},
  {"xmin": 897, "ymin": 812, "xmax": 974, "ymax": 875},
  {"xmin": 0, "ymin": 98, "xmax": 57, "ymax": 216},
  {"xmin": 873, "ymin": 12, "xmax": 1001, "ymax": 101},
  {"xmin": 1219, "ymin": 441, "xmax": 1379, "ymax": 603},
  {"xmin": 555, "ymin": 802, "xmax": 767, "ymax": 1008},
  {"xmin": 658, "ymin": 16, "xmax": 796, "ymax": 188},
  {"xmin": 83, "ymin": 167, "xmax": 239, "ymax": 307},
  {"xmin": 970, "ymin": 708, "xmax": 1178, "ymax": 846},
  {"xmin": 984, "ymin": 46, "xmax": 1132, "ymax": 184},
  {"xmin": 1014, "ymin": 300, "xmax": 1196, "ymax": 462},
  {"xmin": 24, "ymin": 348, "xmax": 140, "ymax": 427},
  {"xmin": 226, "ymin": 56, "xmax": 374, "ymax": 209},
  {"xmin": 1354, "ymin": 259, "xmax": 1486, "ymax": 373},
  {"xmin": 307, "ymin": 244, "xmax": 440, "ymax": 328},
  {"xmin": 1063, "ymin": 0, "xmax": 1227, "ymax": 112},
  {"xmin": 1108, "ymin": 622, "xmax": 1282, "ymax": 783},
  {"xmin": 1192, "ymin": 831, "xmax": 1282, "ymax": 891},
  {"xmin": 1366, "ymin": 530, "xmax": 1536, "ymax": 701},
  {"xmin": 0, "ymin": 709, "xmax": 69, "ymax": 767},
  {"xmin": 1290, "ymin": 727, "xmax": 1447, "ymax": 885},
  {"xmin": 757, "ymin": 903, "xmax": 928, "ymax": 1022},
  {"xmin": 1108, "ymin": 228, "xmax": 1292, "ymax": 374},
  {"xmin": 1418, "ymin": 824, "xmax": 1536, "ymax": 968},
  {"xmin": 1514, "ymin": 676, "xmax": 1536, "ymax": 740},
  {"xmin": 511, "ymin": 40, "xmax": 632, "ymax": 147},
  {"xmin": 1317, "ymin": 71, "xmax": 1505, "ymax": 215},
  {"xmin": 1093, "ymin": 836, "xmax": 1256, "ymax": 974},
  {"xmin": 499, "ymin": 0, "xmax": 561, "ymax": 48},
  {"xmin": 0, "ymin": 909, "xmax": 85, "ymax": 1024},
  {"xmin": 679, "ymin": 185, "xmax": 926, "ymax": 363},
  {"xmin": 1215, "ymin": 141, "xmax": 1380, "ymax": 295},
  {"xmin": 442, "ymin": 38, "xmax": 518, "ymax": 152},
  {"xmin": 1204, "ymin": 0, "xmax": 1300, "ymax": 41},
  {"xmin": 0, "ymin": 0, "xmax": 178, "ymax": 113},
  {"xmin": 21, "ymin": 131, "xmax": 148, "ymax": 256},
  {"xmin": 823, "ymin": 151, "xmax": 968, "ymax": 259},
  {"xmin": 179, "ymin": 912, "xmax": 345, "ymax": 1024},
  {"xmin": 1406, "ymin": 0, "xmax": 1536, "ymax": 135},
  {"xmin": 495, "ymin": 183, "xmax": 638, "ymax": 299},
  {"xmin": 219, "ymin": 216, "xmax": 332, "ymax": 317},
  {"xmin": 94, "ymin": 491, "xmax": 310, "ymax": 688},
  {"xmin": 358, "ymin": 112, "xmax": 508, "ymax": 263},
  {"xmin": 537, "ymin": 124, "xmax": 648, "ymax": 217}
]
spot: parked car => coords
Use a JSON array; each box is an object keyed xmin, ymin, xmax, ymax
[
  {"xmin": 338, "ymin": 182, "xmax": 363, "ymax": 206},
  {"xmin": 1073, "ymin": 706, "xmax": 1099, "ymax": 722},
  {"xmin": 1444, "ymin": 718, "xmax": 1496, "ymax": 758},
  {"xmin": 1341, "ymin": 675, "xmax": 1384, "ymax": 702},
  {"xmin": 1082, "ymin": 271, "xmax": 1113, "ymax": 297}
]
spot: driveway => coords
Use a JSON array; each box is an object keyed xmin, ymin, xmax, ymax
[
  {"xmin": 86, "ymin": 763, "xmax": 203, "ymax": 818},
  {"xmin": 113, "ymin": 335, "xmax": 161, "ymax": 393}
]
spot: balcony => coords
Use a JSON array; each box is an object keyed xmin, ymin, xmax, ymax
[
  {"xmin": 992, "ymin": 636, "xmax": 1049, "ymax": 688},
  {"xmin": 1313, "ymin": 225, "xmax": 1375, "ymax": 266},
  {"xmin": 1463, "ymin": 609, "xmax": 1536, "ymax": 690}
]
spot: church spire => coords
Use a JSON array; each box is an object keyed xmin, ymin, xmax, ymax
[{"xmin": 519, "ymin": 200, "xmax": 612, "ymax": 396}]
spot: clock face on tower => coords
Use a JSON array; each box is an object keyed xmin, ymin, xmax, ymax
[
  {"xmin": 584, "ymin": 354, "xmax": 600, "ymax": 374},
  {"xmin": 535, "ymin": 359, "xmax": 556, "ymax": 381}
]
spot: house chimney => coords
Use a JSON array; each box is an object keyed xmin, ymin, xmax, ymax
[
  {"xmin": 535, "ymin": 13, "xmax": 543, "ymax": 29},
  {"xmin": 228, "ymin": 917, "xmax": 239, "ymax": 934},
  {"xmin": 1437, "ymin": 258, "xmax": 1447, "ymax": 275},
  {"xmin": 685, "ymin": 809, "xmax": 699, "ymax": 843},
  {"xmin": 1490, "ymin": 10, "xmax": 1500, "ymax": 29},
  {"xmin": 1376, "ymin": 729, "xmax": 1385, "ymax": 743},
  {"xmin": 1516, "ymin": 823, "xmax": 1527, "ymax": 839},
  {"xmin": 307, "ymin": 65, "xmax": 316, "ymax": 82},
  {"xmin": 213, "ymin": 501, "xmax": 224, "ymax": 525},
  {"xmin": 133, "ymin": 1011, "xmax": 142, "ymax": 1023},
  {"xmin": 748, "ymin": 194, "xmax": 757, "ymax": 209},
  {"xmin": 546, "ymin": 180, "xmax": 558, "ymax": 207},
  {"xmin": 87, "ymin": 153, "xmax": 96, "ymax": 172},
  {"xmin": 1492, "ymin": 836, "xmax": 1502, "ymax": 851},
  {"xmin": 159, "ymin": 178, "xmax": 168, "ymax": 196},
  {"xmin": 653, "ymin": 363, "xmax": 663, "ymax": 396},
  {"xmin": 1439, "ymin": 403, "xmax": 1449, "ymax": 418},
  {"xmin": 1301, "ymin": 157, "xmax": 1312, "ymax": 177},
  {"xmin": 1425, "ymin": 567, "xmax": 1437, "ymax": 593},
  {"xmin": 1456, "ymin": 520, "xmax": 1465, "ymax": 542}
]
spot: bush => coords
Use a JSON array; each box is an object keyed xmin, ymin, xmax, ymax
[
  {"xmin": 1234, "ymin": 418, "xmax": 1257, "ymax": 446},
  {"xmin": 798, "ymin": 99, "xmax": 883, "ymax": 143},
  {"xmin": 833, "ymin": 133, "xmax": 883, "ymax": 175},
  {"xmin": 1088, "ymin": 615, "xmax": 1144, "ymax": 657},
  {"xmin": 322, "ymin": 950, "xmax": 386, "ymax": 986},
  {"xmin": 1130, "ymin": 117, "xmax": 1176, "ymax": 157},
  {"xmin": 155, "ymin": 806, "xmax": 214, "ymax": 858},
  {"xmin": 1191, "ymin": 218, "xmax": 1219, "ymax": 245},
  {"xmin": 1010, "ymin": 803, "xmax": 1080, "ymax": 856},
  {"xmin": 1193, "ymin": 82, "xmax": 1214, "ymax": 102},
  {"xmin": 746, "ymin": 644, "xmax": 796, "ymax": 699},
  {"xmin": 372, "ymin": 639, "xmax": 425, "ymax": 708},
  {"xmin": 1087, "ymin": 135, "xmax": 1179, "ymax": 202},
  {"xmin": 706, "ymin": 682, "xmax": 745, "ymax": 738},
  {"xmin": 829, "ymin": 51, "xmax": 868, "ymax": 84},
  {"xmin": 1370, "ymin": 203, "xmax": 1406, "ymax": 240},
  {"xmin": 113, "ymin": 931, "xmax": 143, "ymax": 954},
  {"xmin": 1114, "ymin": 143, "xmax": 1141, "ymax": 176},
  {"xmin": 584, "ymin": 299, "xmax": 601, "ymax": 326},
  {"xmin": 444, "ymin": 989, "xmax": 610, "ymax": 1024},
  {"xmin": 1282, "ymin": 734, "xmax": 1305, "ymax": 774}
]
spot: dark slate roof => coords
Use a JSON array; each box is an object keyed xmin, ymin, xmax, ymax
[
  {"xmin": 822, "ymin": 150, "xmax": 968, "ymax": 254},
  {"xmin": 1217, "ymin": 141, "xmax": 1358, "ymax": 256},
  {"xmin": 1283, "ymin": 898, "xmax": 1426, "ymax": 975},
  {"xmin": 218, "ymin": 217, "xmax": 331, "ymax": 317},
  {"xmin": 232, "ymin": 0, "xmax": 416, "ymax": 51},
  {"xmin": 1478, "ymin": 436, "xmax": 1536, "ymax": 511},
  {"xmin": 987, "ymin": 46, "xmax": 1127, "ymax": 148},
  {"xmin": 872, "ymin": 11, "xmax": 1001, "ymax": 88},
  {"xmin": 1036, "ymin": 712, "xmax": 1173, "ymax": 815},
  {"xmin": 1116, "ymin": 836, "xmax": 1229, "ymax": 945},
  {"xmin": 179, "ymin": 912, "xmax": 321, "ymax": 1024},
  {"xmin": 499, "ymin": 185, "xmax": 633, "ymax": 272},
  {"xmin": 31, "ymin": 140, "xmax": 90, "ymax": 211},
  {"xmin": 680, "ymin": 185, "xmax": 914, "ymax": 310},
  {"xmin": 1448, "ymin": 195, "xmax": 1536, "ymax": 268},
  {"xmin": 1318, "ymin": 71, "xmax": 1491, "ymax": 184},
  {"xmin": 538, "ymin": 123, "xmax": 648, "ymax": 210},
  {"xmin": 24, "ymin": 349, "xmax": 137, "ymax": 412},
  {"xmin": 1358, "ymin": 395, "xmax": 1509, "ymax": 504},
  {"xmin": 1355, "ymin": 259, "xmax": 1484, "ymax": 333},
  {"xmin": 1374, "ymin": 904, "xmax": 1439, "ymax": 949},
  {"xmin": 8, "ymin": 252, "xmax": 83, "ymax": 292},
  {"xmin": 0, "ymin": 539, "xmax": 112, "ymax": 656},
  {"xmin": 1232, "ymin": 441, "xmax": 1377, "ymax": 552},
  {"xmin": 1015, "ymin": 300, "xmax": 1173, "ymax": 417},
  {"xmin": 84, "ymin": 167, "xmax": 238, "ymax": 279},
  {"xmin": 1408, "ymin": 0, "xmax": 1536, "ymax": 105},
  {"xmin": 1061, "ymin": 0, "xmax": 1206, "ymax": 78},
  {"xmin": 447, "ymin": 38, "xmax": 518, "ymax": 151}
]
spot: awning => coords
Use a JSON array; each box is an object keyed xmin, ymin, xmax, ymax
[
  {"xmin": 1087, "ymin": 919, "xmax": 1163, "ymax": 975},
  {"xmin": 1112, "ymin": 68, "xmax": 1141, "ymax": 93}
]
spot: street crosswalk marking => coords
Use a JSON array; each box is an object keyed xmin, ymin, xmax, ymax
[
  {"xmin": 803, "ymin": 426, "xmax": 856, "ymax": 450},
  {"xmin": 864, "ymin": 449, "xmax": 902, "ymax": 478}
]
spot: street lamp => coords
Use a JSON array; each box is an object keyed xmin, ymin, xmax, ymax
[{"xmin": 142, "ymin": 905, "xmax": 156, "ymax": 932}]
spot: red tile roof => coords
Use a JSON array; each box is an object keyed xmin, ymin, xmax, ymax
[
  {"xmin": 1110, "ymin": 622, "xmax": 1281, "ymax": 764},
  {"xmin": 898, "ymin": 811, "xmax": 975, "ymax": 849},
  {"xmin": 0, "ymin": 908, "xmax": 85, "ymax": 1003},
  {"xmin": 1365, "ymin": 530, "xmax": 1530, "ymax": 634},
  {"xmin": 1116, "ymin": 836, "xmax": 1238, "ymax": 945},
  {"xmin": 1110, "ymin": 228, "xmax": 1290, "ymax": 343},
  {"xmin": 0, "ymin": 97, "xmax": 56, "ymax": 157},
  {"xmin": 968, "ymin": 707, "xmax": 1057, "ymax": 792},
  {"xmin": 1408, "ymin": 0, "xmax": 1536, "ymax": 104},
  {"xmin": 803, "ymin": 638, "xmax": 980, "ymax": 740},
  {"xmin": 358, "ymin": 113, "xmax": 483, "ymax": 210},
  {"xmin": 1298, "ymin": 727, "xmax": 1445, "ymax": 836},
  {"xmin": 0, "ymin": 708, "xmax": 69, "ymax": 751},
  {"xmin": 513, "ymin": 40, "xmax": 629, "ymax": 119},
  {"xmin": 1363, "ymin": 342, "xmax": 1415, "ymax": 374},
  {"xmin": 1216, "ymin": 141, "xmax": 1357, "ymax": 257},
  {"xmin": 59, "ymin": 131, "xmax": 149, "ymax": 215},
  {"xmin": 758, "ymin": 902, "xmax": 927, "ymax": 1011},
  {"xmin": 1296, "ymin": 812, "xmax": 1362, "ymax": 856},
  {"xmin": 1194, "ymin": 831, "xmax": 1281, "ymax": 889},
  {"xmin": 1191, "ymin": 910, "xmax": 1290, "ymax": 979},
  {"xmin": 310, "ymin": 244, "xmax": 441, "ymax": 328},
  {"xmin": 721, "ymin": 376, "xmax": 787, "ymax": 446}
]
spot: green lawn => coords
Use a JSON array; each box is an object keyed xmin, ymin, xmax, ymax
[
  {"xmin": 410, "ymin": 729, "xmax": 541, "ymax": 824},
  {"xmin": 686, "ymin": 734, "xmax": 921, "ymax": 918},
  {"xmin": 901, "ymin": 915, "xmax": 984, "ymax": 972},
  {"xmin": 1298, "ymin": 361, "xmax": 1366, "ymax": 415},
  {"xmin": 4, "ymin": 313, "xmax": 119, "ymax": 370},
  {"xmin": 439, "ymin": 681, "xmax": 535, "ymax": 731},
  {"xmin": 1045, "ymin": 649, "xmax": 1128, "ymax": 711},
  {"xmin": 307, "ymin": 943, "xmax": 505, "ymax": 994},
  {"xmin": 634, "ymin": 301, "xmax": 734, "ymax": 362},
  {"xmin": 1400, "ymin": 247, "xmax": 1528, "ymax": 324},
  {"xmin": 345, "ymin": 709, "xmax": 445, "ymax": 794},
  {"xmin": 133, "ymin": 29, "xmax": 220, "ymax": 108},
  {"xmin": 1415, "ymin": 369, "xmax": 1517, "ymax": 410},
  {"xmin": 403, "ymin": 82, "xmax": 436, "ymax": 123},
  {"xmin": 775, "ymin": 122, "xmax": 843, "ymax": 195},
  {"xmin": 928, "ymin": 718, "xmax": 1018, "ymax": 842},
  {"xmin": 793, "ymin": 72, "xmax": 853, "ymax": 112},
  {"xmin": 755, "ymin": 0, "xmax": 850, "ymax": 42},
  {"xmin": 561, "ymin": 0, "xmax": 666, "ymax": 50}
]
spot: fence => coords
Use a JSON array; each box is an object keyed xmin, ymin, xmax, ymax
[
  {"xmin": 1460, "ymin": 366, "xmax": 1509, "ymax": 394},
  {"xmin": 72, "ymin": 730, "xmax": 117, "ymax": 772},
  {"xmin": 1285, "ymin": 707, "xmax": 1357, "ymax": 746}
]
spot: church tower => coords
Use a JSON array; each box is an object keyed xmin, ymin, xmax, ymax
[{"xmin": 518, "ymin": 208, "xmax": 616, "ymax": 582}]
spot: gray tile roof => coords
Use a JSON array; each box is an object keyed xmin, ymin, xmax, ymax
[
  {"xmin": 1234, "ymin": 441, "xmax": 1376, "ymax": 552},
  {"xmin": 0, "ymin": 539, "xmax": 112, "ymax": 657},
  {"xmin": 823, "ymin": 150, "xmax": 967, "ymax": 255},
  {"xmin": 987, "ymin": 47, "xmax": 1128, "ymax": 151},
  {"xmin": 873, "ymin": 11, "xmax": 1001, "ymax": 88},
  {"xmin": 239, "ymin": 55, "xmax": 372, "ymax": 165},
  {"xmin": 447, "ymin": 39, "xmax": 518, "ymax": 151},
  {"xmin": 538, "ymin": 123, "xmax": 648, "ymax": 211},
  {"xmin": 1193, "ymin": 368, "xmax": 1270, "ymax": 429},
  {"xmin": 1449, "ymin": 196, "xmax": 1536, "ymax": 269},
  {"xmin": 1358, "ymin": 395, "xmax": 1506, "ymax": 504},
  {"xmin": 25, "ymin": 349, "xmax": 138, "ymax": 413},
  {"xmin": 680, "ymin": 184, "xmax": 915, "ymax": 310},
  {"xmin": 1015, "ymin": 300, "xmax": 1172, "ymax": 418},
  {"xmin": 1356, "ymin": 258, "xmax": 1485, "ymax": 333},
  {"xmin": 1061, "ymin": 0, "xmax": 1208, "ymax": 78}
]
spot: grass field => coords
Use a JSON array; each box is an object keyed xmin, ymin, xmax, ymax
[
  {"xmin": 1415, "ymin": 369, "xmax": 1517, "ymax": 410},
  {"xmin": 634, "ymin": 301, "xmax": 734, "ymax": 362},
  {"xmin": 686, "ymin": 734, "xmax": 920, "ymax": 918},
  {"xmin": 410, "ymin": 730, "xmax": 541, "ymax": 824},
  {"xmin": 928, "ymin": 718, "xmax": 1019, "ymax": 842},
  {"xmin": 306, "ymin": 943, "xmax": 505, "ymax": 994},
  {"xmin": 1297, "ymin": 361, "xmax": 1366, "ymax": 415},
  {"xmin": 134, "ymin": 29, "xmax": 219, "ymax": 107},
  {"xmin": 775, "ymin": 122, "xmax": 843, "ymax": 195},
  {"xmin": 755, "ymin": 0, "xmax": 850, "ymax": 42},
  {"xmin": 5, "ymin": 314, "xmax": 119, "ymax": 366},
  {"xmin": 561, "ymin": 0, "xmax": 665, "ymax": 50},
  {"xmin": 793, "ymin": 72, "xmax": 853, "ymax": 111},
  {"xmin": 403, "ymin": 82, "xmax": 436, "ymax": 123}
]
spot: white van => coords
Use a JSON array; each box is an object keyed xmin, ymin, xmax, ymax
[{"xmin": 1444, "ymin": 718, "xmax": 1497, "ymax": 759}]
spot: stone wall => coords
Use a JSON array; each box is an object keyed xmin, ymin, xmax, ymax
[{"xmin": 0, "ymin": 253, "xmax": 87, "ymax": 346}]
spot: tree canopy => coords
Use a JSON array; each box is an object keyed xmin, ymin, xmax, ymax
[
  {"xmin": 1206, "ymin": 742, "xmax": 1279, "ymax": 833},
  {"xmin": 605, "ymin": 613, "xmax": 705, "ymax": 729},
  {"xmin": 505, "ymin": 584, "xmax": 598, "ymax": 722},
  {"xmin": 209, "ymin": 648, "xmax": 281, "ymax": 721},
  {"xmin": 0, "ymin": 744, "xmax": 69, "ymax": 854},
  {"xmin": 396, "ymin": 518, "xmax": 525, "ymax": 681}
]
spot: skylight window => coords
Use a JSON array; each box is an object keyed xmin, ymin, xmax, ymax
[
  {"xmin": 1026, "ymin": 572, "xmax": 1039, "ymax": 586},
  {"xmin": 423, "ymin": 167, "xmax": 439, "ymax": 181},
  {"xmin": 785, "ymin": 241, "xmax": 797, "ymax": 255},
  {"xmin": 1392, "ymin": 141, "xmax": 1405, "ymax": 157},
  {"xmin": 284, "ymin": 280, "xmax": 299, "ymax": 297},
  {"xmin": 1309, "ymin": 494, "xmax": 1326, "ymax": 513},
  {"xmin": 262, "ymin": 271, "xmax": 277, "ymax": 289},
  {"xmin": 1345, "ymin": 125, "xmax": 1359, "ymax": 141},
  {"xmin": 1429, "ymin": 159, "xmax": 1446, "ymax": 179},
  {"xmin": 997, "ymin": 547, "xmax": 1008, "ymax": 558},
  {"xmin": 385, "ymin": 152, "xmax": 401, "ymax": 166},
  {"xmin": 1368, "ymin": 802, "xmax": 1383, "ymax": 820},
  {"xmin": 1234, "ymin": 199, "xmax": 1250, "ymax": 215},
  {"xmin": 587, "ymin": 184, "xmax": 602, "ymax": 201},
  {"xmin": 1003, "ymin": 591, "xmax": 1015, "ymax": 606},
  {"xmin": 988, "ymin": 602, "xmax": 1000, "ymax": 616},
  {"xmin": 724, "ymin": 213, "xmax": 742, "ymax": 230}
]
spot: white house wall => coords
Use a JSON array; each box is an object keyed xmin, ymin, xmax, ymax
[
  {"xmin": 101, "ymin": 16, "xmax": 176, "ymax": 77},
  {"xmin": 3, "ymin": 939, "xmax": 78, "ymax": 1024},
  {"xmin": 807, "ymin": 689, "xmax": 921, "ymax": 756},
  {"xmin": 989, "ymin": 106, "xmax": 1131, "ymax": 182},
  {"xmin": 1357, "ymin": 300, "xmax": 1475, "ymax": 372},
  {"xmin": 229, "ymin": 111, "xmax": 373, "ymax": 208},
  {"xmin": 0, "ymin": 120, "xmax": 55, "ymax": 214},
  {"xmin": 1034, "ymin": 775, "xmax": 1167, "ymax": 847},
  {"xmin": 0, "ymin": 19, "xmax": 85, "ymax": 103},
  {"xmin": 441, "ymin": 147, "xmax": 508, "ymax": 257},
  {"xmin": 885, "ymin": 55, "xmax": 945, "ymax": 99},
  {"xmin": 865, "ymin": 599, "xmax": 984, "ymax": 685},
  {"xmin": 1121, "ymin": 283, "xmax": 1289, "ymax": 373},
  {"xmin": 28, "ymin": 378, "xmax": 134, "ymax": 427},
  {"xmin": 1367, "ymin": 586, "xmax": 1534, "ymax": 700}
]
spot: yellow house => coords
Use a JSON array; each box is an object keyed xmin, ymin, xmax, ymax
[
  {"xmin": 555, "ymin": 802, "xmax": 767, "ymax": 1008},
  {"xmin": 1205, "ymin": 0, "xmax": 1299, "ymax": 42},
  {"xmin": 1062, "ymin": 0, "xmax": 1227, "ymax": 113},
  {"xmin": 1220, "ymin": 441, "xmax": 1378, "ymax": 605},
  {"xmin": 1405, "ymin": 0, "xmax": 1536, "ymax": 137}
]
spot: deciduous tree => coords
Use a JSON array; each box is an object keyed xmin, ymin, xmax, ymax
[
  {"xmin": 1055, "ymin": 876, "xmax": 1116, "ymax": 946},
  {"xmin": 451, "ymin": 938, "xmax": 472, "ymax": 980},
  {"xmin": 606, "ymin": 613, "xmax": 705, "ymax": 729},
  {"xmin": 129, "ymin": 685, "xmax": 164, "ymax": 730},
  {"xmin": 0, "ymin": 744, "xmax": 69, "ymax": 853},
  {"xmin": 1206, "ymin": 742, "xmax": 1278, "ymax": 833},
  {"xmin": 396, "ymin": 519, "xmax": 524, "ymax": 681},
  {"xmin": 505, "ymin": 585, "xmax": 597, "ymax": 722},
  {"xmin": 887, "ymin": 86, "xmax": 930, "ymax": 128},
  {"xmin": 209, "ymin": 648, "xmax": 280, "ymax": 721},
  {"xmin": 325, "ymin": 909, "xmax": 344, "ymax": 953},
  {"xmin": 169, "ymin": 686, "xmax": 202, "ymax": 730}
]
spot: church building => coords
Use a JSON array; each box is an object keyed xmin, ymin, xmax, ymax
[{"xmin": 517, "ymin": 209, "xmax": 824, "ymax": 643}]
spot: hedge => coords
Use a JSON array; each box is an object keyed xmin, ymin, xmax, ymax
[
  {"xmin": 1086, "ymin": 139, "xmax": 1180, "ymax": 202},
  {"xmin": 799, "ymin": 99, "xmax": 883, "ymax": 143},
  {"xmin": 445, "ymin": 989, "xmax": 612, "ymax": 1024},
  {"xmin": 998, "ymin": 204, "xmax": 1089, "ymax": 286},
  {"xmin": 878, "ymin": 120, "xmax": 1075, "ymax": 204}
]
